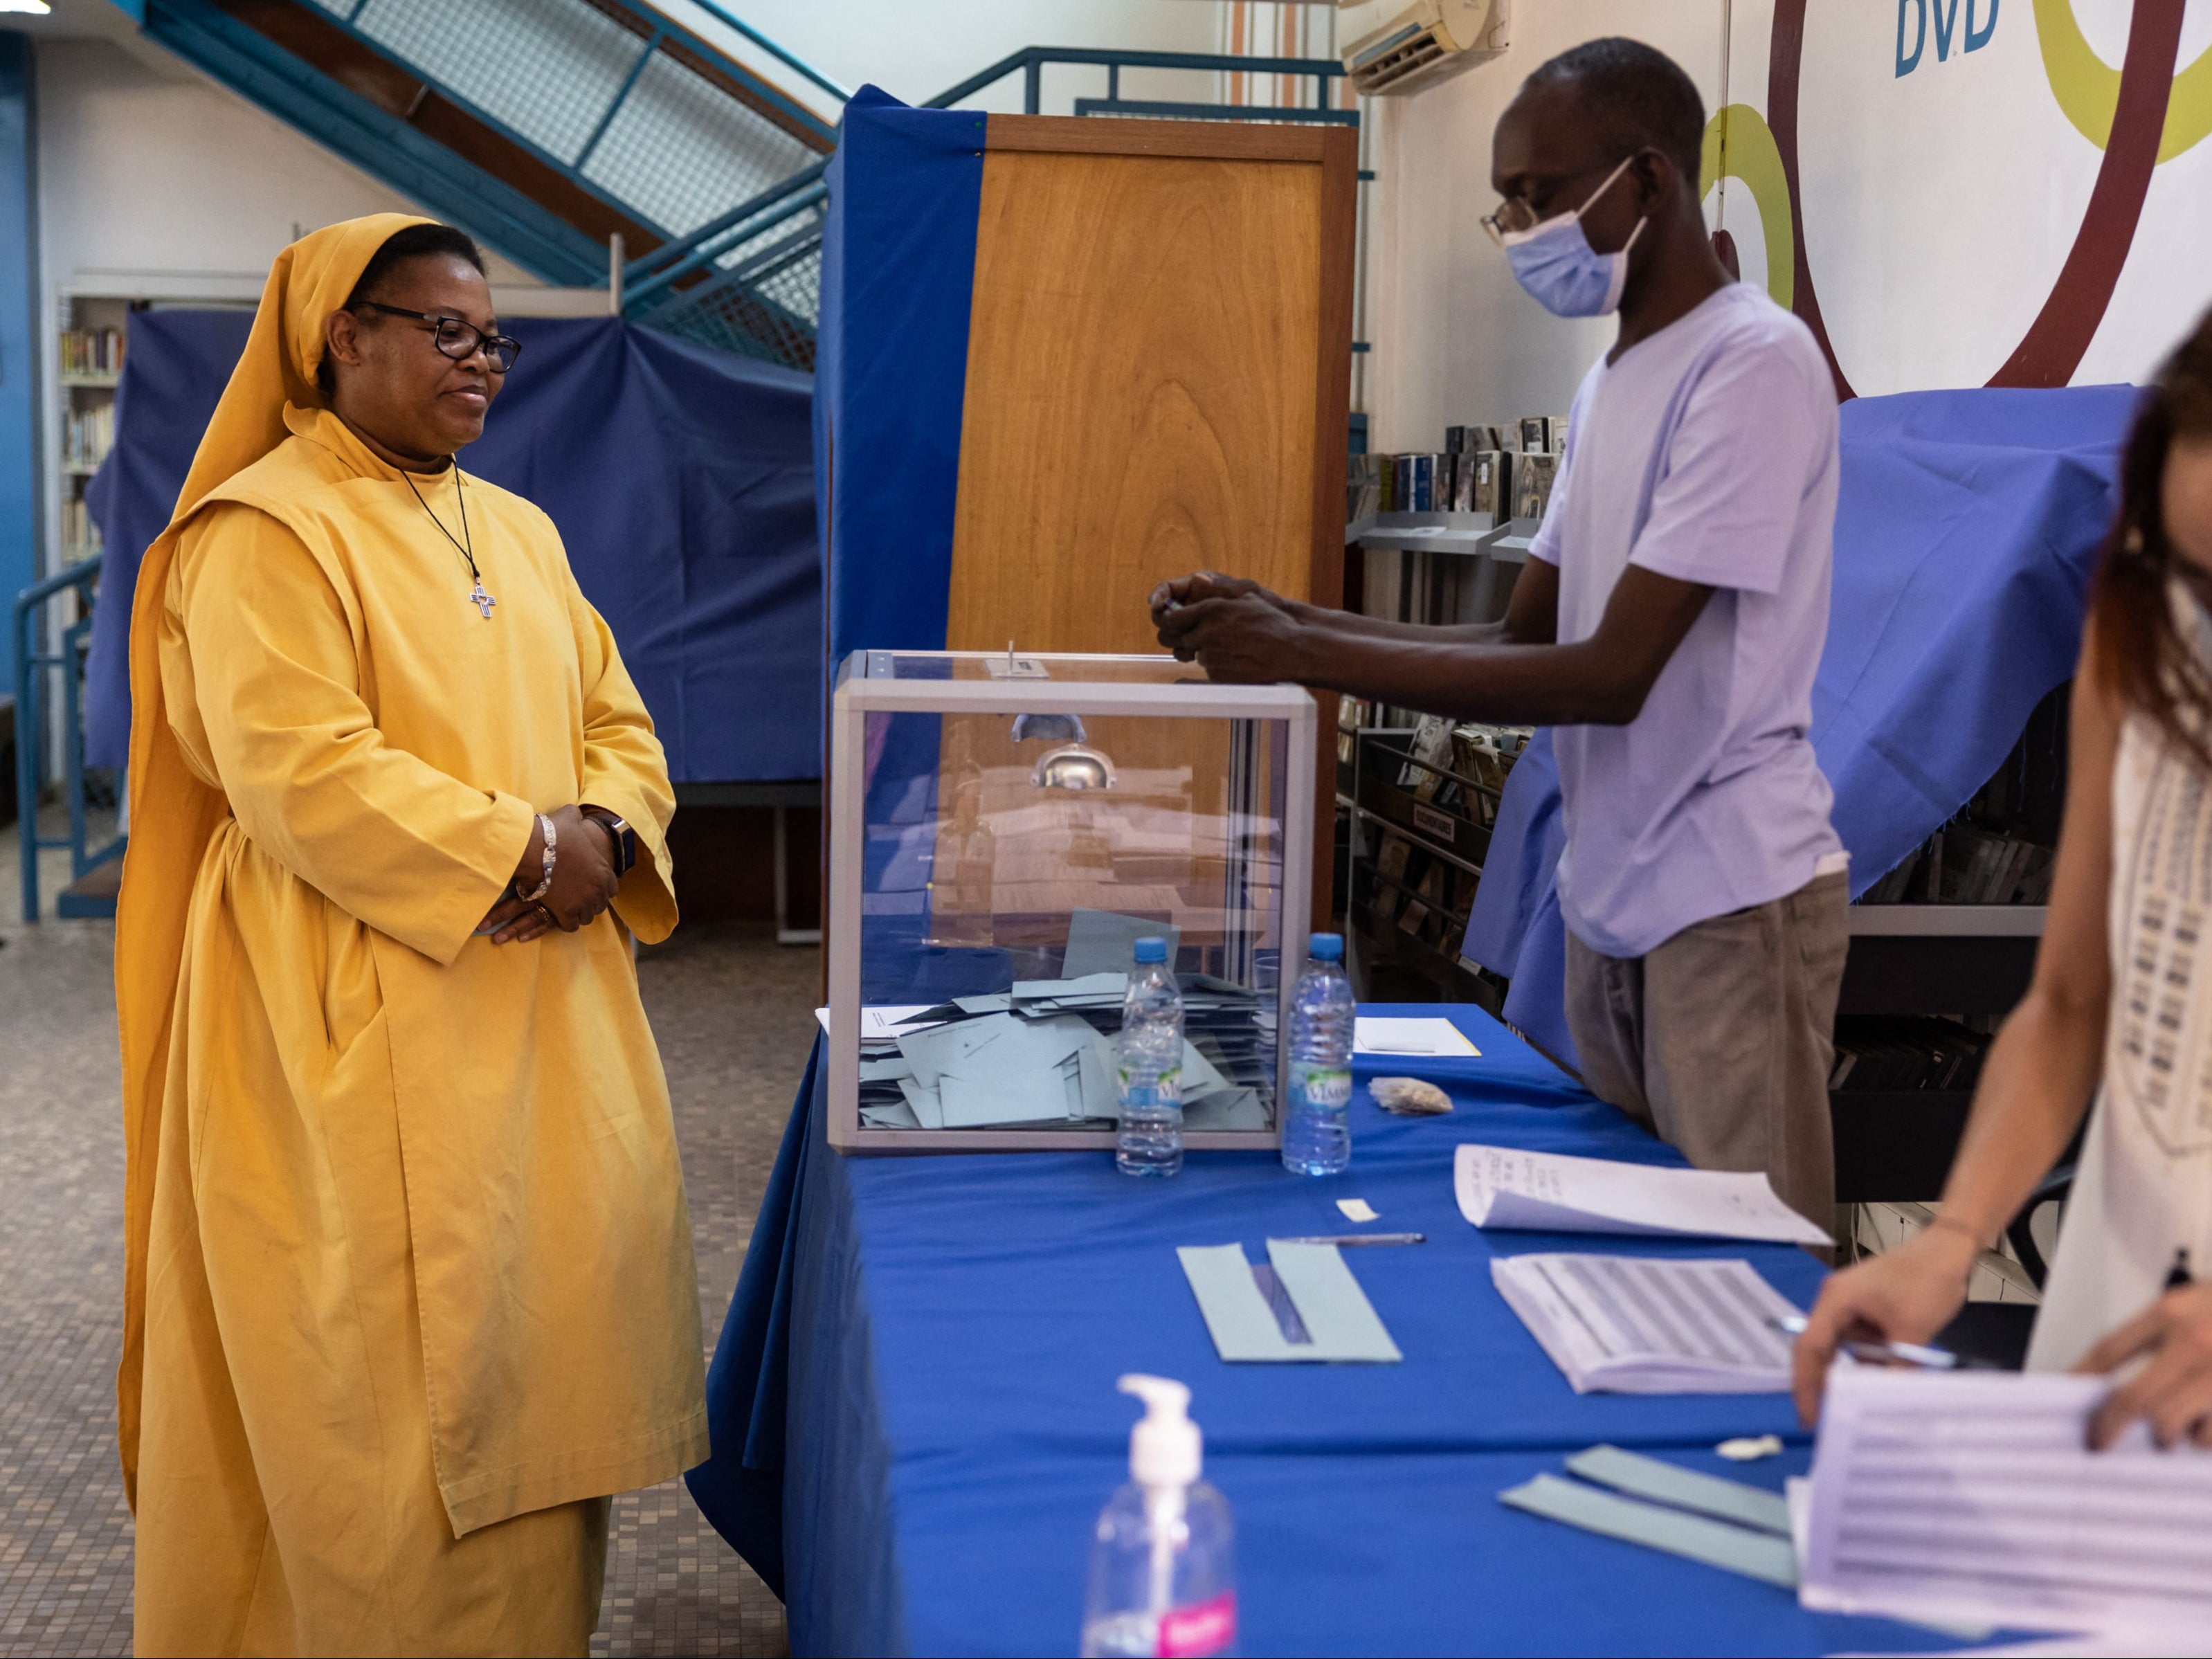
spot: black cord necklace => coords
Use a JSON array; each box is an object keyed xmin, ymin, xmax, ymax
[{"xmin": 403, "ymin": 464, "xmax": 497, "ymax": 620}]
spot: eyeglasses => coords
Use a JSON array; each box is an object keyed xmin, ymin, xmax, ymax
[
  {"xmin": 1481, "ymin": 153, "xmax": 1641, "ymax": 247},
  {"xmin": 356, "ymin": 301, "xmax": 521, "ymax": 373},
  {"xmin": 1480, "ymin": 197, "xmax": 1543, "ymax": 246}
]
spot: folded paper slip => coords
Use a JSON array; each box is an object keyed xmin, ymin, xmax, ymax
[
  {"xmin": 1492, "ymin": 1253, "xmax": 1799, "ymax": 1394},
  {"xmin": 1499, "ymin": 1472, "xmax": 1798, "ymax": 1589},
  {"xmin": 1456, "ymin": 1143, "xmax": 1831, "ymax": 1246},
  {"xmin": 1799, "ymin": 1363, "xmax": 2212, "ymax": 1638},
  {"xmin": 1177, "ymin": 1242, "xmax": 1402, "ymax": 1363}
]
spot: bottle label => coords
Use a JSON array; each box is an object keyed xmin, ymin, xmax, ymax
[
  {"xmin": 1294, "ymin": 1063, "xmax": 1351, "ymax": 1110},
  {"xmin": 1156, "ymin": 1591, "xmax": 1237, "ymax": 1658}
]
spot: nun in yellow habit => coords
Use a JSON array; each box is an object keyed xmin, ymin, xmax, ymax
[{"xmin": 114, "ymin": 214, "xmax": 707, "ymax": 1656}]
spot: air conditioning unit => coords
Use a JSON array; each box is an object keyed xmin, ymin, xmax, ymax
[{"xmin": 1341, "ymin": 0, "xmax": 1508, "ymax": 97}]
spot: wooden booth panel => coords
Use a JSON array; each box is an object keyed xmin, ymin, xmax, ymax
[{"xmin": 945, "ymin": 117, "xmax": 1353, "ymax": 656}]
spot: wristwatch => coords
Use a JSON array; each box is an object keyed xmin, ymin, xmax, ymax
[{"xmin": 580, "ymin": 806, "xmax": 638, "ymax": 876}]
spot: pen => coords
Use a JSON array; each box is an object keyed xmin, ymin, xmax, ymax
[
  {"xmin": 1767, "ymin": 1312, "xmax": 1961, "ymax": 1370},
  {"xmin": 1273, "ymin": 1232, "xmax": 1426, "ymax": 1246}
]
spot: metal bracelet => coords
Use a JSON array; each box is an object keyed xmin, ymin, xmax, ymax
[{"xmin": 516, "ymin": 812, "xmax": 556, "ymax": 903}]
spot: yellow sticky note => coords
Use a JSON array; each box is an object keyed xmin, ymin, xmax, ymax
[{"xmin": 1337, "ymin": 1198, "xmax": 1380, "ymax": 1223}]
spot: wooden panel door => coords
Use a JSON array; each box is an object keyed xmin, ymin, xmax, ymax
[{"xmin": 945, "ymin": 116, "xmax": 1356, "ymax": 654}]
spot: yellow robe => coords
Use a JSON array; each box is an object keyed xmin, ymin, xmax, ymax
[{"xmin": 127, "ymin": 404, "xmax": 707, "ymax": 1656}]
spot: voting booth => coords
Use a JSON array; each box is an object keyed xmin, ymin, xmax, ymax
[
  {"xmin": 826, "ymin": 650, "xmax": 1316, "ymax": 1152},
  {"xmin": 815, "ymin": 90, "xmax": 1357, "ymax": 930}
]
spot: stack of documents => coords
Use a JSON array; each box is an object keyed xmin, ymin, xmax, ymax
[
  {"xmin": 1352, "ymin": 1015, "xmax": 1481, "ymax": 1057},
  {"xmin": 851, "ymin": 973, "xmax": 1275, "ymax": 1131},
  {"xmin": 1456, "ymin": 1143, "xmax": 1831, "ymax": 1246},
  {"xmin": 1799, "ymin": 1363, "xmax": 2212, "ymax": 1639},
  {"xmin": 1492, "ymin": 1253, "xmax": 1802, "ymax": 1394}
]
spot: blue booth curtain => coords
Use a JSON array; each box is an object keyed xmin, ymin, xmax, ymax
[{"xmin": 84, "ymin": 311, "xmax": 820, "ymax": 782}]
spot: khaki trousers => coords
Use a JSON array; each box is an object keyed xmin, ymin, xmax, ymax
[{"xmin": 1563, "ymin": 871, "xmax": 1849, "ymax": 1233}]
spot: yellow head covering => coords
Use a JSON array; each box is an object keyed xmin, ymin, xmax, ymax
[{"xmin": 112, "ymin": 213, "xmax": 431, "ymax": 1503}]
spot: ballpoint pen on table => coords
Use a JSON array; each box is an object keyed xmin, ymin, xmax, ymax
[{"xmin": 1273, "ymin": 1233, "xmax": 1426, "ymax": 1246}]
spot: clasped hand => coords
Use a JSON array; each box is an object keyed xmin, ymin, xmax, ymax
[
  {"xmin": 1149, "ymin": 570, "xmax": 1305, "ymax": 683},
  {"xmin": 478, "ymin": 804, "xmax": 621, "ymax": 945}
]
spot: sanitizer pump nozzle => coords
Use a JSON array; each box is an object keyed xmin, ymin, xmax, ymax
[{"xmin": 1118, "ymin": 1373, "xmax": 1200, "ymax": 1487}]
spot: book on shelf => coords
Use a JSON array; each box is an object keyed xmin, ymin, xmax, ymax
[
  {"xmin": 1467, "ymin": 451, "xmax": 1507, "ymax": 518},
  {"xmin": 1829, "ymin": 1017, "xmax": 1991, "ymax": 1092},
  {"xmin": 1346, "ymin": 453, "xmax": 1384, "ymax": 523},
  {"xmin": 62, "ymin": 402, "xmax": 116, "ymax": 469},
  {"xmin": 1513, "ymin": 451, "xmax": 1558, "ymax": 520},
  {"xmin": 60, "ymin": 327, "xmax": 125, "ymax": 377},
  {"xmin": 1518, "ymin": 415, "xmax": 1550, "ymax": 453},
  {"xmin": 58, "ymin": 496, "xmax": 104, "ymax": 555}
]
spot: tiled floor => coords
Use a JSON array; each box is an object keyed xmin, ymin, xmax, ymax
[{"xmin": 0, "ymin": 893, "xmax": 816, "ymax": 1658}]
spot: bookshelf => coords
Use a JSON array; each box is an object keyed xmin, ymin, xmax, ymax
[{"xmin": 53, "ymin": 298, "xmax": 126, "ymax": 571}]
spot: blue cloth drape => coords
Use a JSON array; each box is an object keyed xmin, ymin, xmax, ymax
[
  {"xmin": 815, "ymin": 86, "xmax": 986, "ymax": 675},
  {"xmin": 83, "ymin": 311, "xmax": 819, "ymax": 781},
  {"xmin": 1461, "ymin": 383, "xmax": 2139, "ymax": 1042}
]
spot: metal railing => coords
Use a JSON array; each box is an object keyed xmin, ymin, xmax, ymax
[
  {"xmin": 628, "ymin": 45, "xmax": 1353, "ymax": 367},
  {"xmin": 15, "ymin": 558, "xmax": 123, "ymax": 924}
]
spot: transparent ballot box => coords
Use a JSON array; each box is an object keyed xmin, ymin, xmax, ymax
[{"xmin": 827, "ymin": 651, "xmax": 1316, "ymax": 1152}]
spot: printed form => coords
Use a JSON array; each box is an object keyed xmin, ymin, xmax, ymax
[
  {"xmin": 1456, "ymin": 1143, "xmax": 1831, "ymax": 1245},
  {"xmin": 1801, "ymin": 1364, "xmax": 2212, "ymax": 1639},
  {"xmin": 1491, "ymin": 1253, "xmax": 1800, "ymax": 1394}
]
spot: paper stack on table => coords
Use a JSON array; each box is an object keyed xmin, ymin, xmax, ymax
[
  {"xmin": 1352, "ymin": 1015, "xmax": 1480, "ymax": 1057},
  {"xmin": 1456, "ymin": 1143, "xmax": 1831, "ymax": 1246},
  {"xmin": 1492, "ymin": 1253, "xmax": 1802, "ymax": 1394},
  {"xmin": 851, "ymin": 973, "xmax": 1275, "ymax": 1131},
  {"xmin": 1799, "ymin": 1363, "xmax": 2212, "ymax": 1640}
]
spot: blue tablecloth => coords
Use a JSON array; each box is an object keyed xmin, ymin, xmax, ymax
[{"xmin": 689, "ymin": 1006, "xmax": 1946, "ymax": 1656}]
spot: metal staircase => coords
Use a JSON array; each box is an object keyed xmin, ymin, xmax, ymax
[{"xmin": 127, "ymin": 2, "xmax": 1350, "ymax": 371}]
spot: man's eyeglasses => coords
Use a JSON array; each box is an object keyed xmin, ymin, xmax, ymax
[
  {"xmin": 356, "ymin": 301, "xmax": 521, "ymax": 374},
  {"xmin": 1479, "ymin": 197, "xmax": 1544, "ymax": 246}
]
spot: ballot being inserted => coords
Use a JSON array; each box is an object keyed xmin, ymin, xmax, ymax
[
  {"xmin": 1492, "ymin": 1253, "xmax": 1800, "ymax": 1394},
  {"xmin": 1455, "ymin": 1143, "xmax": 1831, "ymax": 1246},
  {"xmin": 1798, "ymin": 1362, "xmax": 2212, "ymax": 1640}
]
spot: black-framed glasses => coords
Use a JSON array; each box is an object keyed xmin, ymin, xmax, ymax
[{"xmin": 356, "ymin": 301, "xmax": 521, "ymax": 373}]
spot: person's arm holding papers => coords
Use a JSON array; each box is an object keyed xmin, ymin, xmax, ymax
[{"xmin": 1793, "ymin": 651, "xmax": 2120, "ymax": 1422}]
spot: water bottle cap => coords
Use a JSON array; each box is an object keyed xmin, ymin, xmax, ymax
[
  {"xmin": 1132, "ymin": 937, "xmax": 1168, "ymax": 964},
  {"xmin": 1118, "ymin": 1373, "xmax": 1201, "ymax": 1485},
  {"xmin": 1309, "ymin": 932, "xmax": 1343, "ymax": 962}
]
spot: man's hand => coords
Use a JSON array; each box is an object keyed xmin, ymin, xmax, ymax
[
  {"xmin": 483, "ymin": 804, "xmax": 621, "ymax": 945},
  {"xmin": 1148, "ymin": 570, "xmax": 1294, "ymax": 628},
  {"xmin": 1790, "ymin": 1222, "xmax": 1978, "ymax": 1425},
  {"xmin": 1153, "ymin": 593, "xmax": 1309, "ymax": 682},
  {"xmin": 2079, "ymin": 1283, "xmax": 2212, "ymax": 1449}
]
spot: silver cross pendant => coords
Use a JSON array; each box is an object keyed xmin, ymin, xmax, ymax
[{"xmin": 470, "ymin": 580, "xmax": 497, "ymax": 620}]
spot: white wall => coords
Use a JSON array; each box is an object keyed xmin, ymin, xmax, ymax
[
  {"xmin": 34, "ymin": 35, "xmax": 540, "ymax": 306},
  {"xmin": 665, "ymin": 0, "xmax": 1229, "ymax": 117},
  {"xmin": 1361, "ymin": 0, "xmax": 2212, "ymax": 452},
  {"xmin": 1361, "ymin": 3, "xmax": 1725, "ymax": 453}
]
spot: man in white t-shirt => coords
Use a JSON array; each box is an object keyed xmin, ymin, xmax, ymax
[{"xmin": 1153, "ymin": 37, "xmax": 1847, "ymax": 1230}]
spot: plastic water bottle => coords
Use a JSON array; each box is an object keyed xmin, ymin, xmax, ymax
[
  {"xmin": 1280, "ymin": 933, "xmax": 1354, "ymax": 1177},
  {"xmin": 1080, "ymin": 1375, "xmax": 1238, "ymax": 1659},
  {"xmin": 1116, "ymin": 938, "xmax": 1184, "ymax": 1178}
]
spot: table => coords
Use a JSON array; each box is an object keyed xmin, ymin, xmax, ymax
[{"xmin": 687, "ymin": 1004, "xmax": 1948, "ymax": 1656}]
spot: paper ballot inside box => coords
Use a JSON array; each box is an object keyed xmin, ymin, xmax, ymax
[{"xmin": 1455, "ymin": 1143, "xmax": 1830, "ymax": 1246}]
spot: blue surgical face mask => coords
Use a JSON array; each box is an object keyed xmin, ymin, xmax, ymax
[{"xmin": 1501, "ymin": 154, "xmax": 1646, "ymax": 318}]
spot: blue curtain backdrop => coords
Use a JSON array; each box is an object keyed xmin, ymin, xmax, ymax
[
  {"xmin": 1461, "ymin": 383, "xmax": 2141, "ymax": 1066},
  {"xmin": 815, "ymin": 84, "xmax": 986, "ymax": 675},
  {"xmin": 83, "ymin": 311, "xmax": 819, "ymax": 782}
]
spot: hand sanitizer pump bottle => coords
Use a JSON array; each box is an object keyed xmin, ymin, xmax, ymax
[{"xmin": 1080, "ymin": 1375, "xmax": 1238, "ymax": 1658}]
